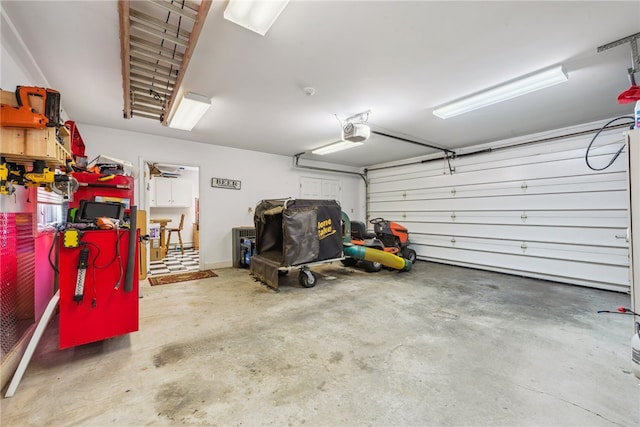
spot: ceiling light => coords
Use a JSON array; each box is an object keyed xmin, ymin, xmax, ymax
[
  {"xmin": 168, "ymin": 92, "xmax": 211, "ymax": 131},
  {"xmin": 312, "ymin": 141, "xmax": 363, "ymax": 155},
  {"xmin": 224, "ymin": 0, "xmax": 290, "ymax": 36},
  {"xmin": 433, "ymin": 65, "xmax": 568, "ymax": 119}
]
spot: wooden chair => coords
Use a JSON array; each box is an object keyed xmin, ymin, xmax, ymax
[{"xmin": 166, "ymin": 213, "xmax": 185, "ymax": 255}]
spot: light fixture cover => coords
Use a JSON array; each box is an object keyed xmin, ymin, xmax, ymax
[
  {"xmin": 312, "ymin": 140, "xmax": 364, "ymax": 155},
  {"xmin": 224, "ymin": 0, "xmax": 290, "ymax": 36},
  {"xmin": 168, "ymin": 92, "xmax": 211, "ymax": 131},
  {"xmin": 433, "ymin": 65, "xmax": 568, "ymax": 119}
]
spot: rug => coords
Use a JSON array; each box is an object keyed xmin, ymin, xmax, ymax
[{"xmin": 148, "ymin": 270, "xmax": 218, "ymax": 286}]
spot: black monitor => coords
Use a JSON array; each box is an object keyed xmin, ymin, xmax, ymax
[{"xmin": 76, "ymin": 200, "xmax": 124, "ymax": 223}]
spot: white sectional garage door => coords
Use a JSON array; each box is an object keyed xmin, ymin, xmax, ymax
[{"xmin": 367, "ymin": 128, "xmax": 630, "ymax": 292}]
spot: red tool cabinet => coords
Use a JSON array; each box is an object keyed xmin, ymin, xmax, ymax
[
  {"xmin": 57, "ymin": 229, "xmax": 139, "ymax": 349},
  {"xmin": 57, "ymin": 171, "xmax": 138, "ymax": 349}
]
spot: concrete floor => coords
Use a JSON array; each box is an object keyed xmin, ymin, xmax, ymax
[{"xmin": 1, "ymin": 261, "xmax": 638, "ymax": 426}]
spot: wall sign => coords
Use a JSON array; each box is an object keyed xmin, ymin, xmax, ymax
[{"xmin": 211, "ymin": 177, "xmax": 241, "ymax": 190}]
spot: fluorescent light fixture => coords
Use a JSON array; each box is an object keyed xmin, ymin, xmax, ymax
[
  {"xmin": 312, "ymin": 140, "xmax": 363, "ymax": 155},
  {"xmin": 224, "ymin": 0, "xmax": 290, "ymax": 36},
  {"xmin": 168, "ymin": 92, "xmax": 211, "ymax": 131},
  {"xmin": 433, "ymin": 65, "xmax": 568, "ymax": 119}
]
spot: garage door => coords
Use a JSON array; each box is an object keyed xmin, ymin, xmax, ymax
[{"xmin": 367, "ymin": 128, "xmax": 629, "ymax": 292}]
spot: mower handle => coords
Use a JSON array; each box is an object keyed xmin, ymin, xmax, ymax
[{"xmin": 369, "ymin": 217, "xmax": 385, "ymax": 224}]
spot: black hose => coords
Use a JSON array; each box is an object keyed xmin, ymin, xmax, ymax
[{"xmin": 124, "ymin": 205, "xmax": 137, "ymax": 292}]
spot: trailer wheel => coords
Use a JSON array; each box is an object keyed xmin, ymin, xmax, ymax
[
  {"xmin": 402, "ymin": 248, "xmax": 417, "ymax": 263},
  {"xmin": 298, "ymin": 270, "xmax": 317, "ymax": 288}
]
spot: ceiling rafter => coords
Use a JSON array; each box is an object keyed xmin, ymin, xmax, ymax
[{"xmin": 118, "ymin": 0, "xmax": 211, "ymax": 123}]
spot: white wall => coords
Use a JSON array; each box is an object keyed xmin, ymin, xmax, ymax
[
  {"xmin": 78, "ymin": 124, "xmax": 365, "ymax": 268},
  {"xmin": 1, "ymin": 12, "xmax": 47, "ymax": 89}
]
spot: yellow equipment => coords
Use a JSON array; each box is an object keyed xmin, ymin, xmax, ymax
[
  {"xmin": 0, "ymin": 158, "xmax": 78, "ymax": 197},
  {"xmin": 0, "ymin": 162, "xmax": 15, "ymax": 195},
  {"xmin": 22, "ymin": 160, "xmax": 56, "ymax": 187}
]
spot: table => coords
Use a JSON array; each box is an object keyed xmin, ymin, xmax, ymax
[{"xmin": 150, "ymin": 218, "xmax": 172, "ymax": 257}]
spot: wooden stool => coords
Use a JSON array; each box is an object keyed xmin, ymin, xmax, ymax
[{"xmin": 166, "ymin": 213, "xmax": 185, "ymax": 255}]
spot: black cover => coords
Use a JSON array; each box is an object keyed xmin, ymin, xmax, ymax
[{"xmin": 254, "ymin": 199, "xmax": 343, "ymax": 266}]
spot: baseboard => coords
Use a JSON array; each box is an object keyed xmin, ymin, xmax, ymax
[{"xmin": 206, "ymin": 261, "xmax": 232, "ymax": 270}]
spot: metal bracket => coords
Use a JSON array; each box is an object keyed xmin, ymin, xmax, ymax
[{"xmin": 598, "ymin": 32, "xmax": 640, "ymax": 85}]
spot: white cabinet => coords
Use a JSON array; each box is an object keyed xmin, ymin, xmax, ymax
[{"xmin": 150, "ymin": 177, "xmax": 192, "ymax": 207}]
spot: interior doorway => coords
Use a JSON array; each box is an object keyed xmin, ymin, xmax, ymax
[{"xmin": 140, "ymin": 160, "xmax": 201, "ymax": 277}]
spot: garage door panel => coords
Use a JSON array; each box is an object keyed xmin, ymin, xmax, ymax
[
  {"xmin": 366, "ymin": 210, "xmax": 627, "ymax": 228},
  {"xmin": 411, "ymin": 232, "xmax": 626, "ymax": 259},
  {"xmin": 370, "ymin": 158, "xmax": 625, "ymax": 194},
  {"xmin": 369, "ymin": 179, "xmax": 628, "ymax": 204},
  {"xmin": 370, "ymin": 191, "xmax": 626, "ymax": 212},
  {"xmin": 408, "ymin": 223, "xmax": 625, "ymax": 247},
  {"xmin": 368, "ymin": 138, "xmax": 597, "ymax": 181},
  {"xmin": 370, "ymin": 139, "xmax": 623, "ymax": 182},
  {"xmin": 410, "ymin": 234, "xmax": 628, "ymax": 265},
  {"xmin": 412, "ymin": 244, "xmax": 628, "ymax": 289}
]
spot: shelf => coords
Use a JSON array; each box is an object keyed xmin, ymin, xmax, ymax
[{"xmin": 1, "ymin": 126, "xmax": 71, "ymax": 168}]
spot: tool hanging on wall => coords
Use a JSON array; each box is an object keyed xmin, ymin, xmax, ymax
[
  {"xmin": 0, "ymin": 158, "xmax": 79, "ymax": 197},
  {"xmin": 0, "ymin": 86, "xmax": 61, "ymax": 128},
  {"xmin": 73, "ymin": 247, "xmax": 90, "ymax": 302},
  {"xmin": 49, "ymin": 174, "xmax": 80, "ymax": 200},
  {"xmin": 0, "ymin": 160, "xmax": 16, "ymax": 195}
]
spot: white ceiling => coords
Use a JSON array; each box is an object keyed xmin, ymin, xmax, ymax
[{"xmin": 2, "ymin": 1, "xmax": 639, "ymax": 167}]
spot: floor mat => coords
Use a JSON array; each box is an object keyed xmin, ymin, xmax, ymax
[
  {"xmin": 148, "ymin": 269, "xmax": 217, "ymax": 286},
  {"xmin": 149, "ymin": 248, "xmax": 199, "ymax": 276}
]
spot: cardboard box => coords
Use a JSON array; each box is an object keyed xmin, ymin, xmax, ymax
[
  {"xmin": 193, "ymin": 223, "xmax": 199, "ymax": 250},
  {"xmin": 150, "ymin": 247, "xmax": 163, "ymax": 261}
]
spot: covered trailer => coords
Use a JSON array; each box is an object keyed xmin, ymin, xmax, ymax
[{"xmin": 250, "ymin": 199, "xmax": 344, "ymax": 289}]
